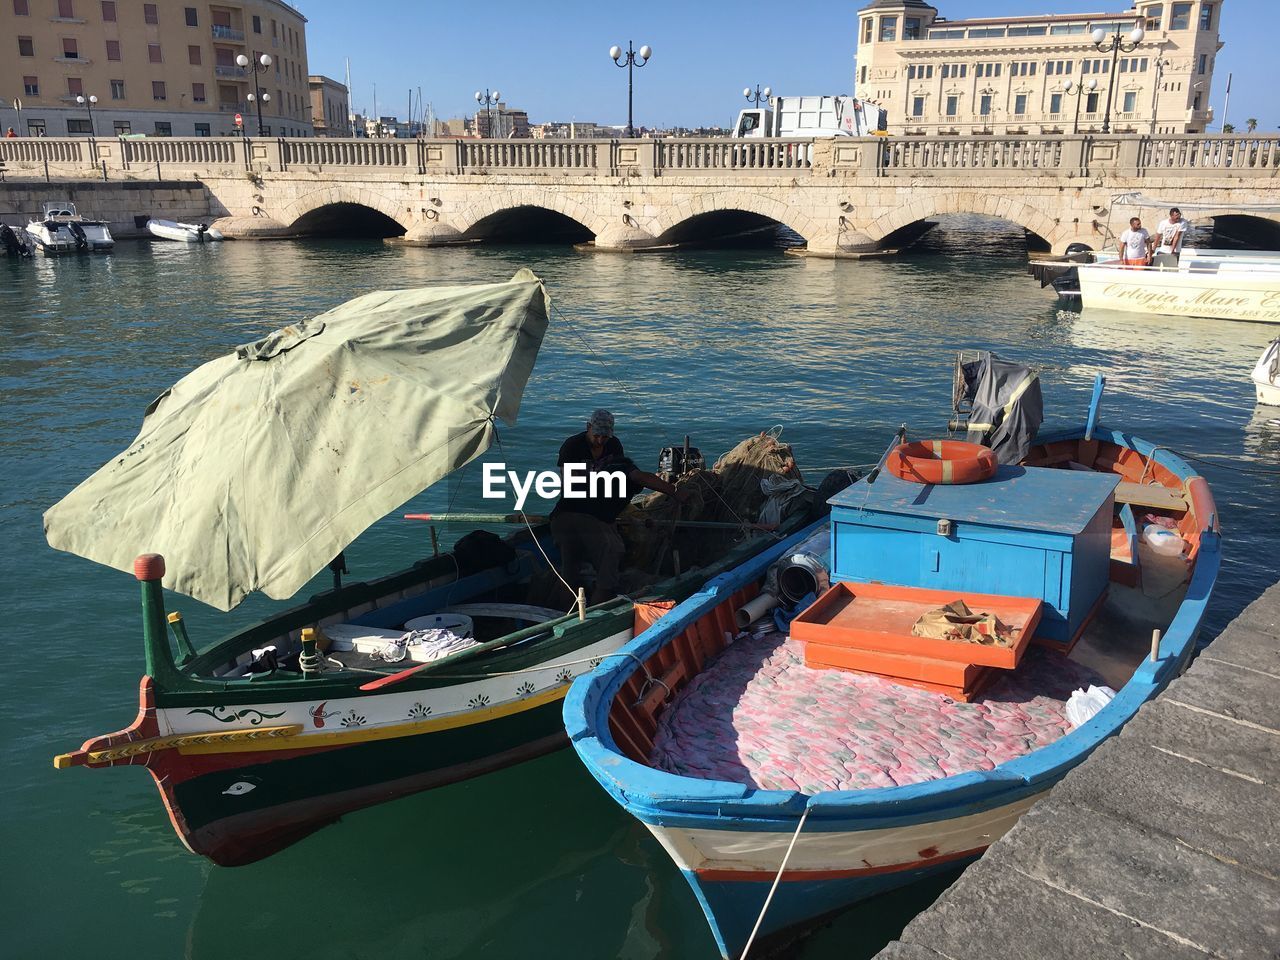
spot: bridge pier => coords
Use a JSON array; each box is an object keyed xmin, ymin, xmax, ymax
[
  {"xmin": 209, "ymin": 216, "xmax": 291, "ymax": 239},
  {"xmin": 399, "ymin": 221, "xmax": 466, "ymax": 246},
  {"xmin": 589, "ymin": 220, "xmax": 662, "ymax": 252}
]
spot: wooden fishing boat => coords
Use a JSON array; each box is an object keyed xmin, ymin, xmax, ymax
[
  {"xmin": 565, "ymin": 381, "xmax": 1220, "ymax": 958},
  {"xmin": 53, "ymin": 518, "xmax": 797, "ymax": 866}
]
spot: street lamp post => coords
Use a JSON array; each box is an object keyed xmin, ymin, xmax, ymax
[
  {"xmin": 236, "ymin": 51, "xmax": 273, "ymax": 136},
  {"xmin": 609, "ymin": 41, "xmax": 652, "ymax": 138},
  {"xmin": 1091, "ymin": 20, "xmax": 1145, "ymax": 134},
  {"xmin": 1063, "ymin": 77, "xmax": 1099, "ymax": 135},
  {"xmin": 978, "ymin": 86, "xmax": 996, "ymax": 134},
  {"xmin": 743, "ymin": 84, "xmax": 771, "ymax": 107},
  {"xmin": 1149, "ymin": 55, "xmax": 1170, "ymax": 134},
  {"xmin": 74, "ymin": 93, "xmax": 97, "ymax": 137},
  {"xmin": 474, "ymin": 89, "xmax": 500, "ymax": 138}
]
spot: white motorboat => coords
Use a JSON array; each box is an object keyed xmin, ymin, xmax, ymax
[
  {"xmin": 25, "ymin": 201, "xmax": 114, "ymax": 254},
  {"xmin": 146, "ymin": 218, "xmax": 224, "ymax": 243},
  {"xmin": 1077, "ymin": 250, "xmax": 1280, "ymax": 323},
  {"xmin": 1253, "ymin": 338, "xmax": 1280, "ymax": 405}
]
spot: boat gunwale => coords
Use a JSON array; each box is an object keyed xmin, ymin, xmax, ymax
[{"xmin": 564, "ymin": 425, "xmax": 1221, "ymax": 828}]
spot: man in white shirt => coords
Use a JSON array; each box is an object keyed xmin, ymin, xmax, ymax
[
  {"xmin": 1117, "ymin": 216, "xmax": 1153, "ymax": 266},
  {"xmin": 1155, "ymin": 207, "xmax": 1189, "ymax": 257}
]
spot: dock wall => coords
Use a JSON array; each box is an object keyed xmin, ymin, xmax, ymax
[{"xmin": 0, "ymin": 182, "xmax": 212, "ymax": 239}]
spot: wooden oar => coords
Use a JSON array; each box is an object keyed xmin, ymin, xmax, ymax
[{"xmin": 865, "ymin": 424, "xmax": 908, "ymax": 485}]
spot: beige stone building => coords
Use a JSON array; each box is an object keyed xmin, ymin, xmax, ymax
[
  {"xmin": 308, "ymin": 74, "xmax": 349, "ymax": 137},
  {"xmin": 2, "ymin": 0, "xmax": 312, "ymax": 137},
  {"xmin": 854, "ymin": 0, "xmax": 1223, "ymax": 136}
]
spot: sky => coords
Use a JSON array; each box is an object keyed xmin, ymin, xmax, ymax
[{"xmin": 298, "ymin": 0, "xmax": 1271, "ymax": 131}]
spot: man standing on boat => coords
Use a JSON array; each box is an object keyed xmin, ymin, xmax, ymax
[
  {"xmin": 550, "ymin": 409, "xmax": 689, "ymax": 604},
  {"xmin": 1155, "ymin": 207, "xmax": 1189, "ymax": 260},
  {"xmin": 1118, "ymin": 217, "xmax": 1153, "ymax": 267}
]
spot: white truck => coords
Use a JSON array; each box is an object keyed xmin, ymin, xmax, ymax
[{"xmin": 733, "ymin": 95, "xmax": 887, "ymax": 138}]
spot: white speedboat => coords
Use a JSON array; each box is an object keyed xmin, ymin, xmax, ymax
[
  {"xmin": 25, "ymin": 202, "xmax": 114, "ymax": 254},
  {"xmin": 147, "ymin": 218, "xmax": 224, "ymax": 243},
  {"xmin": 1077, "ymin": 248, "xmax": 1280, "ymax": 323},
  {"xmin": 1254, "ymin": 338, "xmax": 1280, "ymax": 405}
]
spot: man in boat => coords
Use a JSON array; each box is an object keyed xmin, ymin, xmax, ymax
[
  {"xmin": 1117, "ymin": 216, "xmax": 1153, "ymax": 267},
  {"xmin": 550, "ymin": 409, "xmax": 690, "ymax": 604},
  {"xmin": 1155, "ymin": 207, "xmax": 1189, "ymax": 260}
]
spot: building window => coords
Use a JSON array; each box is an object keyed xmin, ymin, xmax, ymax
[
  {"xmin": 110, "ymin": 78, "xmax": 124, "ymax": 99},
  {"xmin": 27, "ymin": 119, "xmax": 46, "ymax": 136},
  {"xmin": 968, "ymin": 27, "xmax": 1006, "ymax": 38},
  {"xmin": 928, "ymin": 27, "xmax": 965, "ymax": 39},
  {"xmin": 185, "ymin": 6, "xmax": 197, "ymax": 26},
  {"xmin": 189, "ymin": 44, "xmax": 201, "ymax": 65},
  {"xmin": 945, "ymin": 96, "xmax": 959, "ymax": 117},
  {"xmin": 23, "ymin": 76, "xmax": 38, "ymax": 96},
  {"xmin": 859, "ymin": 65, "xmax": 867, "ymax": 84},
  {"xmin": 152, "ymin": 80, "xmax": 166, "ymax": 100},
  {"xmin": 262, "ymin": 125, "xmax": 271, "ymax": 136},
  {"xmin": 143, "ymin": 3, "xmax": 157, "ymax": 23},
  {"xmin": 1193, "ymin": 91, "xmax": 1202, "ymax": 111},
  {"xmin": 911, "ymin": 96, "xmax": 925, "ymax": 117},
  {"xmin": 1200, "ymin": 3, "xmax": 1213, "ymax": 30},
  {"xmin": 903, "ymin": 17, "xmax": 921, "ymax": 39},
  {"xmin": 154, "ymin": 121, "xmax": 172, "ymax": 137},
  {"xmin": 1047, "ymin": 60, "xmax": 1073, "ymax": 76},
  {"xmin": 1086, "ymin": 92, "xmax": 1100, "ymax": 112},
  {"xmin": 1007, "ymin": 24, "xmax": 1048, "ymax": 36},
  {"xmin": 1049, "ymin": 23, "xmax": 1086, "ymax": 35},
  {"xmin": 1169, "ymin": 3, "xmax": 1191, "ymax": 29},
  {"xmin": 1049, "ymin": 93, "xmax": 1063, "ymax": 114},
  {"xmin": 1145, "ymin": 5, "xmax": 1163, "ymax": 30},
  {"xmin": 113, "ymin": 120, "xmax": 130, "ymax": 135},
  {"xmin": 195, "ymin": 122, "xmax": 210, "ymax": 136},
  {"xmin": 1122, "ymin": 91, "xmax": 1138, "ymax": 112},
  {"xmin": 57, "ymin": 0, "xmax": 73, "ymax": 17},
  {"xmin": 1198, "ymin": 53, "xmax": 1207, "ymax": 74},
  {"xmin": 1011, "ymin": 62, "xmax": 1037, "ymax": 77},
  {"xmin": 192, "ymin": 82, "xmax": 205, "ymax": 102},
  {"xmin": 63, "ymin": 37, "xmax": 79, "ymax": 59},
  {"xmin": 1014, "ymin": 94, "xmax": 1028, "ymax": 116},
  {"xmin": 18, "ymin": 35, "xmax": 33, "ymax": 55},
  {"xmin": 941, "ymin": 63, "xmax": 967, "ymax": 79},
  {"xmin": 980, "ymin": 94, "xmax": 993, "ymax": 116},
  {"xmin": 252, "ymin": 14, "xmax": 261, "ymax": 33},
  {"xmin": 100, "ymin": 0, "xmax": 113, "ymax": 20},
  {"xmin": 148, "ymin": 43, "xmax": 161, "ymax": 63},
  {"xmin": 105, "ymin": 39, "xmax": 119, "ymax": 60},
  {"xmin": 879, "ymin": 16, "xmax": 897, "ymax": 42},
  {"xmin": 13, "ymin": 0, "xmax": 29, "ymax": 14},
  {"xmin": 67, "ymin": 76, "xmax": 83, "ymax": 96},
  {"xmin": 976, "ymin": 63, "xmax": 1001, "ymax": 78},
  {"xmin": 907, "ymin": 65, "xmax": 934, "ymax": 80},
  {"xmin": 67, "ymin": 118, "xmax": 91, "ymax": 134}
]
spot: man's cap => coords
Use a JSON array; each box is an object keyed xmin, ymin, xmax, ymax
[{"xmin": 587, "ymin": 409, "xmax": 615, "ymax": 437}]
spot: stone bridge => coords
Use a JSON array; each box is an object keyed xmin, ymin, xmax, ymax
[{"xmin": 2, "ymin": 133, "xmax": 1278, "ymax": 255}]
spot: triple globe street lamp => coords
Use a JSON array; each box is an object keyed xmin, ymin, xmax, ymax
[
  {"xmin": 474, "ymin": 88, "xmax": 500, "ymax": 138},
  {"xmin": 236, "ymin": 52, "xmax": 273, "ymax": 137},
  {"xmin": 1091, "ymin": 20, "xmax": 1145, "ymax": 134},
  {"xmin": 75, "ymin": 93, "xmax": 97, "ymax": 137},
  {"xmin": 609, "ymin": 41, "xmax": 652, "ymax": 138}
]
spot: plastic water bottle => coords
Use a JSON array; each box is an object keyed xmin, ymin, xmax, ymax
[{"xmin": 1142, "ymin": 524, "xmax": 1184, "ymax": 557}]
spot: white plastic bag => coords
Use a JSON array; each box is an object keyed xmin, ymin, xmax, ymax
[{"xmin": 1065, "ymin": 684, "xmax": 1117, "ymax": 729}]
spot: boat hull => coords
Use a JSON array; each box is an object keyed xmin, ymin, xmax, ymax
[
  {"xmin": 1255, "ymin": 376, "xmax": 1280, "ymax": 406},
  {"xmin": 1078, "ymin": 262, "xmax": 1280, "ymax": 323},
  {"xmin": 148, "ymin": 219, "xmax": 223, "ymax": 242}
]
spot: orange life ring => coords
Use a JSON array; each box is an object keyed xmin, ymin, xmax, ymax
[{"xmin": 885, "ymin": 440, "xmax": 997, "ymax": 485}]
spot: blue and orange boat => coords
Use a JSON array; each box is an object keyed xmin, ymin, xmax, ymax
[{"xmin": 565, "ymin": 368, "xmax": 1220, "ymax": 958}]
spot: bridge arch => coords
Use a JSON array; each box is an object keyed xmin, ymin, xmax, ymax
[
  {"xmin": 451, "ymin": 190, "xmax": 608, "ymax": 242},
  {"xmin": 868, "ymin": 195, "xmax": 1057, "ymax": 251},
  {"xmin": 278, "ymin": 187, "xmax": 410, "ymax": 237},
  {"xmin": 653, "ymin": 192, "xmax": 819, "ymax": 245}
]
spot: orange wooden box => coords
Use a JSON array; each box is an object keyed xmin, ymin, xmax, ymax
[
  {"xmin": 805, "ymin": 643, "xmax": 999, "ymax": 702},
  {"xmin": 790, "ymin": 582, "xmax": 1043, "ymax": 670}
]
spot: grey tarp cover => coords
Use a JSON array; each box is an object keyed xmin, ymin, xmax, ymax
[
  {"xmin": 44, "ymin": 269, "xmax": 550, "ymax": 611},
  {"xmin": 963, "ymin": 353, "xmax": 1044, "ymax": 465}
]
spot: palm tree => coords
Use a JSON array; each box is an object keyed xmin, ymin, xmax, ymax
[
  {"xmin": 1247, "ymin": 118, "xmax": 1258, "ymax": 132},
  {"xmin": 1222, "ymin": 122, "xmax": 1235, "ymax": 134}
]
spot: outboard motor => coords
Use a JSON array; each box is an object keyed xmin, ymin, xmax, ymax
[
  {"xmin": 0, "ymin": 224, "xmax": 24, "ymax": 257},
  {"xmin": 657, "ymin": 435, "xmax": 705, "ymax": 483},
  {"xmin": 68, "ymin": 221, "xmax": 89, "ymax": 250},
  {"xmin": 951, "ymin": 351, "xmax": 1043, "ymax": 465},
  {"xmin": 196, "ymin": 224, "xmax": 208, "ymax": 242}
]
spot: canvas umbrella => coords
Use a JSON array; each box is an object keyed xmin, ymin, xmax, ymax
[{"xmin": 44, "ymin": 269, "xmax": 550, "ymax": 611}]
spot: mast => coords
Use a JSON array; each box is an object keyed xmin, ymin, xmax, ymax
[{"xmin": 345, "ymin": 57, "xmax": 356, "ymax": 137}]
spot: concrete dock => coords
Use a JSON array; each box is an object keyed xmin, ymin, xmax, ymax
[{"xmin": 874, "ymin": 582, "xmax": 1280, "ymax": 960}]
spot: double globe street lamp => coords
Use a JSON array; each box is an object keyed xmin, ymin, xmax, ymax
[
  {"xmin": 474, "ymin": 89, "xmax": 500, "ymax": 138},
  {"xmin": 1063, "ymin": 77, "xmax": 1099, "ymax": 135},
  {"xmin": 75, "ymin": 93, "xmax": 97, "ymax": 137},
  {"xmin": 1091, "ymin": 20, "xmax": 1145, "ymax": 134},
  {"xmin": 743, "ymin": 84, "xmax": 771, "ymax": 107},
  {"xmin": 609, "ymin": 41, "xmax": 651, "ymax": 138},
  {"xmin": 236, "ymin": 52, "xmax": 273, "ymax": 137}
]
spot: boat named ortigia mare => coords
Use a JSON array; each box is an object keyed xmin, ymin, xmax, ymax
[{"xmin": 565, "ymin": 409, "xmax": 1219, "ymax": 958}]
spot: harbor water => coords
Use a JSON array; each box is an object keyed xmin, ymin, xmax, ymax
[{"xmin": 3, "ymin": 219, "xmax": 1277, "ymax": 959}]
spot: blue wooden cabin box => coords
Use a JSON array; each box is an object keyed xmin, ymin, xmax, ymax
[{"xmin": 828, "ymin": 465, "xmax": 1119, "ymax": 644}]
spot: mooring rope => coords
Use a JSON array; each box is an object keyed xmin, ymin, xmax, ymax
[{"xmin": 739, "ymin": 805, "xmax": 812, "ymax": 960}]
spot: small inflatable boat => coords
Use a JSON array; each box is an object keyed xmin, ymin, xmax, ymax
[{"xmin": 147, "ymin": 219, "xmax": 224, "ymax": 243}]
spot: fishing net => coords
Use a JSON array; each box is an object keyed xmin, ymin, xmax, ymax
[{"xmin": 619, "ymin": 432, "xmax": 808, "ymax": 581}]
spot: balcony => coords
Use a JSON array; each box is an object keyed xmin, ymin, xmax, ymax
[
  {"xmin": 214, "ymin": 65, "xmax": 246, "ymax": 78},
  {"xmin": 212, "ymin": 24, "xmax": 245, "ymax": 42},
  {"xmin": 219, "ymin": 100, "xmax": 245, "ymax": 112},
  {"xmin": 54, "ymin": 55, "xmax": 90, "ymax": 64}
]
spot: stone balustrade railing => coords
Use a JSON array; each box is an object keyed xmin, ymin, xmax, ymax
[{"xmin": 2, "ymin": 133, "xmax": 1276, "ymax": 181}]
